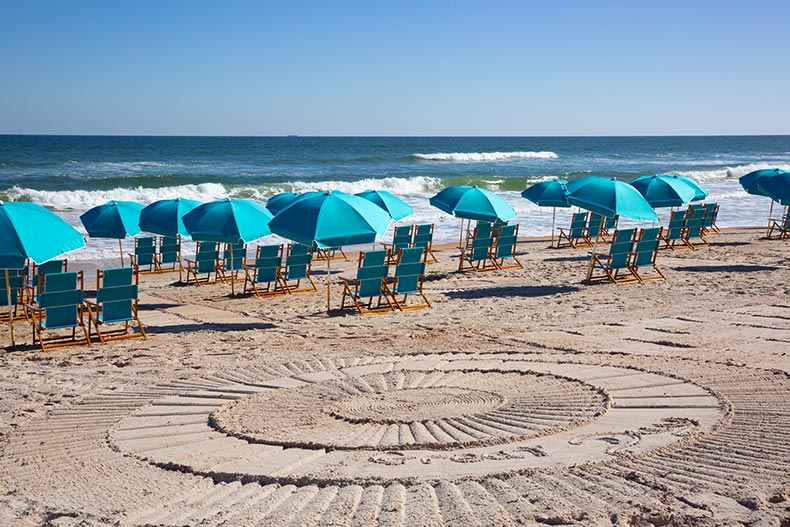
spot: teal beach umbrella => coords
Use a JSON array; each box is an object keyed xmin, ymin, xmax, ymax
[
  {"xmin": 183, "ymin": 198, "xmax": 273, "ymax": 294},
  {"xmin": 266, "ymin": 192, "xmax": 302, "ymax": 215},
  {"xmin": 630, "ymin": 174, "xmax": 697, "ymax": 208},
  {"xmin": 521, "ymin": 180, "xmax": 569, "ymax": 244},
  {"xmin": 139, "ymin": 198, "xmax": 202, "ymax": 238},
  {"xmin": 355, "ymin": 190, "xmax": 414, "ymax": 221},
  {"xmin": 430, "ymin": 185, "xmax": 516, "ymax": 247},
  {"xmin": 757, "ymin": 171, "xmax": 790, "ymax": 205},
  {"xmin": 269, "ymin": 190, "xmax": 392, "ymax": 312},
  {"xmin": 80, "ymin": 200, "xmax": 144, "ymax": 266},
  {"xmin": 672, "ymin": 175, "xmax": 708, "ymax": 201},
  {"xmin": 740, "ymin": 168, "xmax": 788, "ymax": 230},
  {"xmin": 0, "ymin": 201, "xmax": 85, "ymax": 344}
]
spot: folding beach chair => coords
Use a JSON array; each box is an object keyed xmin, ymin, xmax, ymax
[
  {"xmin": 243, "ymin": 244, "xmax": 286, "ymax": 297},
  {"xmin": 27, "ymin": 271, "xmax": 90, "ymax": 352},
  {"xmin": 382, "ymin": 225, "xmax": 413, "ymax": 265},
  {"xmin": 0, "ymin": 268, "xmax": 29, "ymax": 323},
  {"xmin": 683, "ymin": 206, "xmax": 709, "ymax": 249},
  {"xmin": 412, "ymin": 223, "xmax": 438, "ymax": 263},
  {"xmin": 584, "ymin": 213, "xmax": 606, "ymax": 246},
  {"xmin": 217, "ymin": 240, "xmax": 247, "ymax": 284},
  {"xmin": 280, "ymin": 243, "xmax": 317, "ymax": 293},
  {"xmin": 27, "ymin": 259, "xmax": 68, "ymax": 303},
  {"xmin": 555, "ymin": 212, "xmax": 589, "ymax": 248},
  {"xmin": 158, "ymin": 236, "xmax": 182, "ymax": 273},
  {"xmin": 385, "ymin": 247, "xmax": 431, "ymax": 311},
  {"xmin": 128, "ymin": 236, "xmax": 158, "ymax": 274},
  {"xmin": 767, "ymin": 207, "xmax": 790, "ymax": 239},
  {"xmin": 661, "ymin": 209, "xmax": 689, "ymax": 250},
  {"xmin": 601, "ymin": 214, "xmax": 619, "ymax": 240},
  {"xmin": 587, "ymin": 228, "xmax": 638, "ymax": 283},
  {"xmin": 491, "ymin": 224, "xmax": 523, "ymax": 270},
  {"xmin": 628, "ymin": 227, "xmax": 666, "ymax": 282},
  {"xmin": 702, "ymin": 203, "xmax": 720, "ymax": 234},
  {"xmin": 312, "ymin": 242, "xmax": 347, "ymax": 262},
  {"xmin": 458, "ymin": 221, "xmax": 497, "ymax": 272},
  {"xmin": 85, "ymin": 267, "xmax": 146, "ymax": 344},
  {"xmin": 184, "ymin": 241, "xmax": 220, "ymax": 285},
  {"xmin": 340, "ymin": 250, "xmax": 394, "ymax": 315}
]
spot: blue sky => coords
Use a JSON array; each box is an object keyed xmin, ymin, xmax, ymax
[{"xmin": 1, "ymin": 0, "xmax": 788, "ymax": 136}]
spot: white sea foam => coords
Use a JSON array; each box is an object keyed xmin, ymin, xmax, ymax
[
  {"xmin": 674, "ymin": 162, "xmax": 790, "ymax": 181},
  {"xmin": 411, "ymin": 151, "xmax": 558, "ymax": 162},
  {"xmin": 252, "ymin": 176, "xmax": 443, "ymax": 197}
]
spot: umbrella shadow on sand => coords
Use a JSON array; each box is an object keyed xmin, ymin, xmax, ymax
[
  {"xmin": 445, "ymin": 284, "xmax": 580, "ymax": 300},
  {"xmin": 145, "ymin": 321, "xmax": 277, "ymax": 334},
  {"xmin": 675, "ymin": 264, "xmax": 778, "ymax": 273}
]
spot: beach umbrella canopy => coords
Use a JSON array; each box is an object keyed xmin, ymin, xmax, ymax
[
  {"xmin": 630, "ymin": 174, "xmax": 697, "ymax": 208},
  {"xmin": 672, "ymin": 175, "xmax": 708, "ymax": 201},
  {"xmin": 80, "ymin": 200, "xmax": 143, "ymax": 239},
  {"xmin": 739, "ymin": 168, "xmax": 785, "ymax": 198},
  {"xmin": 182, "ymin": 198, "xmax": 273, "ymax": 244},
  {"xmin": 567, "ymin": 177, "xmax": 658, "ymax": 221},
  {"xmin": 266, "ymin": 192, "xmax": 302, "ymax": 215},
  {"xmin": 139, "ymin": 197, "xmax": 202, "ymax": 238},
  {"xmin": 429, "ymin": 185, "xmax": 516, "ymax": 222},
  {"xmin": 756, "ymin": 171, "xmax": 790, "ymax": 205},
  {"xmin": 520, "ymin": 180, "xmax": 569, "ymax": 207},
  {"xmin": 355, "ymin": 189, "xmax": 414, "ymax": 221},
  {"xmin": 0, "ymin": 201, "xmax": 86, "ymax": 344},
  {"xmin": 269, "ymin": 190, "xmax": 392, "ymax": 312}
]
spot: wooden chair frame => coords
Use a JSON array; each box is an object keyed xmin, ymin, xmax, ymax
[
  {"xmin": 26, "ymin": 271, "xmax": 90, "ymax": 352},
  {"xmin": 85, "ymin": 267, "xmax": 146, "ymax": 344}
]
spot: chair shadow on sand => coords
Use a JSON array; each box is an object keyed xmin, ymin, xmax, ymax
[
  {"xmin": 145, "ymin": 321, "xmax": 277, "ymax": 335},
  {"xmin": 445, "ymin": 284, "xmax": 580, "ymax": 300},
  {"xmin": 676, "ymin": 264, "xmax": 778, "ymax": 273}
]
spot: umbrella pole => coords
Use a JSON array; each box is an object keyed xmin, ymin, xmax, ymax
[
  {"xmin": 326, "ymin": 257, "xmax": 331, "ymax": 314},
  {"xmin": 119, "ymin": 239, "xmax": 124, "ymax": 267},
  {"xmin": 458, "ymin": 219, "xmax": 464, "ymax": 249},
  {"xmin": 767, "ymin": 200, "xmax": 775, "ymax": 237},
  {"xmin": 178, "ymin": 235, "xmax": 183, "ymax": 282},
  {"xmin": 551, "ymin": 207, "xmax": 556, "ymax": 245},
  {"xmin": 5, "ymin": 269, "xmax": 14, "ymax": 346},
  {"xmin": 586, "ymin": 234, "xmax": 601, "ymax": 281}
]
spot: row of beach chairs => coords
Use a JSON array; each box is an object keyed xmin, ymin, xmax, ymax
[
  {"xmin": 382, "ymin": 223, "xmax": 438, "ymax": 264},
  {"xmin": 767, "ymin": 206, "xmax": 790, "ymax": 239},
  {"xmin": 0, "ymin": 262, "xmax": 145, "ymax": 351},
  {"xmin": 556, "ymin": 213, "xmax": 619, "ymax": 249},
  {"xmin": 662, "ymin": 203, "xmax": 720, "ymax": 250},
  {"xmin": 589, "ymin": 227, "xmax": 665, "ymax": 284},
  {"xmin": 459, "ymin": 221, "xmax": 523, "ymax": 272}
]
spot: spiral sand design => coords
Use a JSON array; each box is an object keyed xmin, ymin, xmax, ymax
[{"xmin": 6, "ymin": 350, "xmax": 790, "ymax": 526}]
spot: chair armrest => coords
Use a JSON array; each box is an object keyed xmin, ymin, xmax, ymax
[{"xmin": 338, "ymin": 276, "xmax": 358, "ymax": 284}]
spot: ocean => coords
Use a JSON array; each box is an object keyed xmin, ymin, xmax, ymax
[{"xmin": 1, "ymin": 135, "xmax": 789, "ymax": 263}]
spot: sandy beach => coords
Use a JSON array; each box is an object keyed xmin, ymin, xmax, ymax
[{"xmin": 1, "ymin": 227, "xmax": 789, "ymax": 526}]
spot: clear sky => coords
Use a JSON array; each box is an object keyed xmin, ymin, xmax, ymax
[{"xmin": 1, "ymin": 0, "xmax": 789, "ymax": 136}]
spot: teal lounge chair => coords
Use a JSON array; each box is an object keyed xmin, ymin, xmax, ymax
[
  {"xmin": 158, "ymin": 236, "xmax": 182, "ymax": 273},
  {"xmin": 767, "ymin": 207, "xmax": 790, "ymax": 239},
  {"xmin": 0, "ymin": 268, "xmax": 28, "ymax": 322},
  {"xmin": 312, "ymin": 242, "xmax": 347, "ymax": 262},
  {"xmin": 556, "ymin": 212, "xmax": 589, "ymax": 248},
  {"xmin": 412, "ymin": 223, "xmax": 438, "ymax": 263},
  {"xmin": 280, "ymin": 243, "xmax": 317, "ymax": 293},
  {"xmin": 382, "ymin": 225, "xmax": 413, "ymax": 264},
  {"xmin": 702, "ymin": 203, "xmax": 720, "ymax": 234},
  {"xmin": 85, "ymin": 267, "xmax": 146, "ymax": 344},
  {"xmin": 588, "ymin": 228, "xmax": 638, "ymax": 283},
  {"xmin": 661, "ymin": 209, "xmax": 689, "ymax": 250},
  {"xmin": 217, "ymin": 240, "xmax": 247, "ymax": 284},
  {"xmin": 27, "ymin": 271, "xmax": 90, "ymax": 352},
  {"xmin": 459, "ymin": 222, "xmax": 497, "ymax": 272},
  {"xmin": 184, "ymin": 241, "xmax": 220, "ymax": 285},
  {"xmin": 629, "ymin": 227, "xmax": 666, "ymax": 282},
  {"xmin": 683, "ymin": 207, "xmax": 709, "ymax": 249},
  {"xmin": 243, "ymin": 244, "xmax": 286, "ymax": 297},
  {"xmin": 584, "ymin": 213, "xmax": 606, "ymax": 245},
  {"xmin": 27, "ymin": 259, "xmax": 68, "ymax": 303},
  {"xmin": 340, "ymin": 250, "xmax": 394, "ymax": 315},
  {"xmin": 491, "ymin": 224, "xmax": 523, "ymax": 270},
  {"xmin": 601, "ymin": 214, "xmax": 619, "ymax": 239},
  {"xmin": 385, "ymin": 247, "xmax": 431, "ymax": 310},
  {"xmin": 129, "ymin": 236, "xmax": 158, "ymax": 274}
]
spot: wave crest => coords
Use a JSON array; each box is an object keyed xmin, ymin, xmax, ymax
[
  {"xmin": 674, "ymin": 162, "xmax": 790, "ymax": 181},
  {"xmin": 411, "ymin": 151, "xmax": 558, "ymax": 162}
]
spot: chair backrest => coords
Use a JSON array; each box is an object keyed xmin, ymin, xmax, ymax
[
  {"xmin": 38, "ymin": 271, "xmax": 83, "ymax": 330},
  {"xmin": 703, "ymin": 203, "xmax": 716, "ymax": 228},
  {"xmin": 96, "ymin": 267, "xmax": 137, "ymax": 323},
  {"xmin": 412, "ymin": 224, "xmax": 434, "ymax": 249},
  {"xmin": 0, "ymin": 269, "xmax": 25, "ymax": 307},
  {"xmin": 686, "ymin": 207, "xmax": 706, "ymax": 237},
  {"xmin": 604, "ymin": 214, "xmax": 619, "ymax": 231},
  {"xmin": 33, "ymin": 259, "xmax": 67, "ymax": 294},
  {"xmin": 284, "ymin": 243, "xmax": 312, "ymax": 281},
  {"xmin": 391, "ymin": 225, "xmax": 413, "ymax": 251},
  {"xmin": 494, "ymin": 224, "xmax": 518, "ymax": 258},
  {"xmin": 354, "ymin": 250, "xmax": 389, "ymax": 298},
  {"xmin": 393, "ymin": 248, "xmax": 426, "ymax": 294},
  {"xmin": 159, "ymin": 236, "xmax": 180, "ymax": 265},
  {"xmin": 134, "ymin": 236, "xmax": 156, "ymax": 266},
  {"xmin": 195, "ymin": 241, "xmax": 220, "ymax": 273},
  {"xmin": 587, "ymin": 214, "xmax": 604, "ymax": 238},
  {"xmin": 633, "ymin": 227, "xmax": 661, "ymax": 266},
  {"xmin": 607, "ymin": 228, "xmax": 635, "ymax": 269},
  {"xmin": 222, "ymin": 241, "xmax": 246, "ymax": 271},
  {"xmin": 666, "ymin": 209, "xmax": 687, "ymax": 239},
  {"xmin": 469, "ymin": 225, "xmax": 494, "ymax": 260},
  {"xmin": 252, "ymin": 244, "xmax": 282, "ymax": 283},
  {"xmin": 569, "ymin": 212, "xmax": 587, "ymax": 237}
]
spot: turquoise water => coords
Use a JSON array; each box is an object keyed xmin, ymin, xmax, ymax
[{"xmin": 1, "ymin": 135, "xmax": 788, "ymax": 261}]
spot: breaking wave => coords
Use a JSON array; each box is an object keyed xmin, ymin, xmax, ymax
[{"xmin": 410, "ymin": 151, "xmax": 558, "ymax": 162}]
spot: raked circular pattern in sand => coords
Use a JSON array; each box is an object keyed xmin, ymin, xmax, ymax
[{"xmin": 2, "ymin": 351, "xmax": 790, "ymax": 526}]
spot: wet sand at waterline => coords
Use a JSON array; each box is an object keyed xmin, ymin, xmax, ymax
[{"xmin": 1, "ymin": 227, "xmax": 789, "ymax": 526}]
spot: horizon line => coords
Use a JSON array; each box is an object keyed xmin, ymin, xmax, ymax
[{"xmin": 2, "ymin": 133, "xmax": 790, "ymax": 139}]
